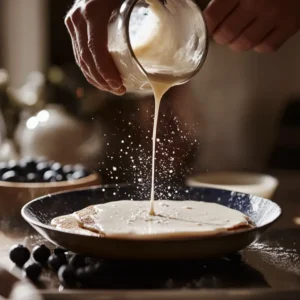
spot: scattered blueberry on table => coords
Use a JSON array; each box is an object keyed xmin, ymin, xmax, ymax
[
  {"xmin": 32, "ymin": 244, "xmax": 51, "ymax": 264},
  {"xmin": 9, "ymin": 244, "xmax": 89, "ymax": 286},
  {"xmin": 58, "ymin": 265, "xmax": 77, "ymax": 287},
  {"xmin": 9, "ymin": 244, "xmax": 30, "ymax": 267},
  {"xmin": 69, "ymin": 254, "xmax": 86, "ymax": 269},
  {"xmin": 9, "ymin": 243, "xmax": 117, "ymax": 287},
  {"xmin": 27, "ymin": 173, "xmax": 40, "ymax": 183},
  {"xmin": 10, "ymin": 243, "xmax": 238, "ymax": 289},
  {"xmin": 0, "ymin": 157, "xmax": 91, "ymax": 183},
  {"xmin": 48, "ymin": 253, "xmax": 68, "ymax": 272},
  {"xmin": 23, "ymin": 262, "xmax": 42, "ymax": 282},
  {"xmin": 54, "ymin": 247, "xmax": 67, "ymax": 256}
]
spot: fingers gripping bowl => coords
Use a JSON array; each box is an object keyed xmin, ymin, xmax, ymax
[{"xmin": 22, "ymin": 185, "xmax": 282, "ymax": 260}]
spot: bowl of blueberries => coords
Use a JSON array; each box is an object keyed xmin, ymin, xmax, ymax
[{"xmin": 0, "ymin": 157, "xmax": 100, "ymax": 217}]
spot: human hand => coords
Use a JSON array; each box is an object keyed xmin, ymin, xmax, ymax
[
  {"xmin": 203, "ymin": 0, "xmax": 300, "ymax": 53},
  {"xmin": 65, "ymin": 0, "xmax": 126, "ymax": 95}
]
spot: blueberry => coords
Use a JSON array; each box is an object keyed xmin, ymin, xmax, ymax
[
  {"xmin": 43, "ymin": 170, "xmax": 57, "ymax": 182},
  {"xmin": 76, "ymin": 267, "xmax": 93, "ymax": 286},
  {"xmin": 23, "ymin": 262, "xmax": 42, "ymax": 282},
  {"xmin": 0, "ymin": 161, "xmax": 7, "ymax": 169},
  {"xmin": 36, "ymin": 162, "xmax": 51, "ymax": 175},
  {"xmin": 93, "ymin": 262, "xmax": 104, "ymax": 274},
  {"xmin": 66, "ymin": 174, "xmax": 75, "ymax": 181},
  {"xmin": 20, "ymin": 157, "xmax": 37, "ymax": 173},
  {"xmin": 73, "ymin": 164, "xmax": 84, "ymax": 171},
  {"xmin": 84, "ymin": 265, "xmax": 96, "ymax": 274},
  {"xmin": 52, "ymin": 162, "xmax": 63, "ymax": 174},
  {"xmin": 78, "ymin": 265, "xmax": 105, "ymax": 288},
  {"xmin": 72, "ymin": 170, "xmax": 88, "ymax": 180},
  {"xmin": 58, "ymin": 265, "xmax": 77, "ymax": 287},
  {"xmin": 9, "ymin": 244, "xmax": 30, "ymax": 267},
  {"xmin": 2, "ymin": 170, "xmax": 20, "ymax": 182},
  {"xmin": 0, "ymin": 167, "xmax": 9, "ymax": 176},
  {"xmin": 62, "ymin": 165, "xmax": 73, "ymax": 175},
  {"xmin": 75, "ymin": 267, "xmax": 85, "ymax": 279},
  {"xmin": 0, "ymin": 168, "xmax": 9, "ymax": 177},
  {"xmin": 69, "ymin": 254, "xmax": 86, "ymax": 269},
  {"xmin": 27, "ymin": 173, "xmax": 40, "ymax": 183},
  {"xmin": 54, "ymin": 247, "xmax": 67, "ymax": 256},
  {"xmin": 0, "ymin": 162, "xmax": 8, "ymax": 176},
  {"xmin": 7, "ymin": 160, "xmax": 22, "ymax": 173},
  {"xmin": 7, "ymin": 160, "xmax": 17, "ymax": 169},
  {"xmin": 55, "ymin": 174, "xmax": 64, "ymax": 182},
  {"xmin": 32, "ymin": 245, "xmax": 51, "ymax": 264},
  {"xmin": 48, "ymin": 254, "xmax": 67, "ymax": 272}
]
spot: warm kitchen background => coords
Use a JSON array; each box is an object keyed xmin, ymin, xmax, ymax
[{"xmin": 0, "ymin": 0, "xmax": 300, "ymax": 188}]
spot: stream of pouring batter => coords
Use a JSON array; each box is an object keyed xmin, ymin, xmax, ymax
[
  {"xmin": 131, "ymin": 0, "xmax": 188, "ymax": 215},
  {"xmin": 130, "ymin": 0, "xmax": 203, "ymax": 215},
  {"xmin": 149, "ymin": 82, "xmax": 172, "ymax": 215}
]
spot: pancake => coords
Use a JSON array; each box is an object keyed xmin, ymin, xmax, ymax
[
  {"xmin": 73, "ymin": 205, "xmax": 105, "ymax": 234},
  {"xmin": 51, "ymin": 200, "xmax": 253, "ymax": 239},
  {"xmin": 51, "ymin": 213, "xmax": 100, "ymax": 237}
]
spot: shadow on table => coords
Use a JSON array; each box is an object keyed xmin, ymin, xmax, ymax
[{"xmin": 75, "ymin": 253, "xmax": 269, "ymax": 289}]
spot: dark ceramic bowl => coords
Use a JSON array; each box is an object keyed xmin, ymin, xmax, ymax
[{"xmin": 22, "ymin": 185, "xmax": 282, "ymax": 260}]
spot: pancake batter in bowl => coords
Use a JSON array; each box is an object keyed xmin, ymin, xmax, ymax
[
  {"xmin": 52, "ymin": 0, "xmax": 254, "ymax": 239},
  {"xmin": 51, "ymin": 200, "xmax": 252, "ymax": 239}
]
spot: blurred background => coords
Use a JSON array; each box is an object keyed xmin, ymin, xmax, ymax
[{"xmin": 0, "ymin": 0, "xmax": 300, "ymax": 188}]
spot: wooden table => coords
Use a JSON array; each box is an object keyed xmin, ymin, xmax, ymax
[{"xmin": 0, "ymin": 170, "xmax": 299, "ymax": 299}]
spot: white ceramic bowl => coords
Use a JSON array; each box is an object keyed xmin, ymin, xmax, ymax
[{"xmin": 186, "ymin": 172, "xmax": 279, "ymax": 199}]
